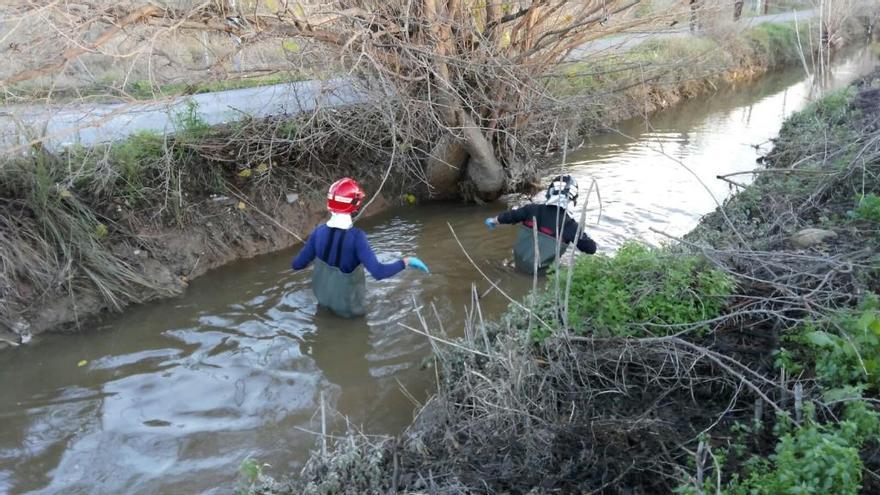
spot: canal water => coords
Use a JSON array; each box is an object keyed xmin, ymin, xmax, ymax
[{"xmin": 1, "ymin": 46, "xmax": 877, "ymax": 495}]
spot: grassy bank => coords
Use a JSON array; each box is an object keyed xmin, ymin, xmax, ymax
[
  {"xmin": 6, "ymin": 72, "xmax": 311, "ymax": 104},
  {"xmin": 241, "ymin": 68, "xmax": 880, "ymax": 495},
  {"xmin": 549, "ymin": 21, "xmax": 841, "ymax": 139},
  {"xmin": 0, "ymin": 19, "xmax": 867, "ymax": 344}
]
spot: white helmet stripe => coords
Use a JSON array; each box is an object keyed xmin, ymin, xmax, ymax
[{"xmin": 328, "ymin": 193, "xmax": 356, "ymax": 203}]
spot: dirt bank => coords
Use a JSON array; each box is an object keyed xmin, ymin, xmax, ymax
[{"xmin": 242, "ymin": 68, "xmax": 880, "ymax": 494}]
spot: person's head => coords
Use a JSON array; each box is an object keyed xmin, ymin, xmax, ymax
[
  {"xmin": 544, "ymin": 175, "xmax": 579, "ymax": 208},
  {"xmin": 327, "ymin": 177, "xmax": 365, "ymax": 215}
]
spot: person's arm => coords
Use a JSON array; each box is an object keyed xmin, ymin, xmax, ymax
[
  {"xmin": 353, "ymin": 230, "xmax": 406, "ymax": 280},
  {"xmin": 495, "ymin": 204, "xmax": 535, "ymax": 225},
  {"xmin": 291, "ymin": 230, "xmax": 318, "ymax": 270},
  {"xmin": 563, "ymin": 218, "xmax": 598, "ymax": 254}
]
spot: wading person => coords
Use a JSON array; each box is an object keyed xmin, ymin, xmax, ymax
[
  {"xmin": 292, "ymin": 177, "xmax": 429, "ymax": 318},
  {"xmin": 485, "ymin": 175, "xmax": 597, "ymax": 274}
]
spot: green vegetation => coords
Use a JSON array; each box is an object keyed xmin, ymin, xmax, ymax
[
  {"xmin": 741, "ymin": 21, "xmax": 811, "ymax": 68},
  {"xmin": 680, "ymin": 402, "xmax": 879, "ymax": 495},
  {"xmin": 850, "ymin": 193, "xmax": 880, "ymax": 222},
  {"xmin": 8, "ymin": 72, "xmax": 309, "ymax": 104},
  {"xmin": 551, "ymin": 36, "xmax": 725, "ymax": 97},
  {"xmin": 771, "ymin": 87, "xmax": 860, "ymax": 168},
  {"xmin": 550, "ymin": 242, "xmax": 733, "ymax": 338},
  {"xmin": 125, "ymin": 73, "xmax": 307, "ymax": 100},
  {"xmin": 781, "ymin": 301, "xmax": 880, "ymax": 397},
  {"xmin": 552, "ymin": 22, "xmax": 812, "ymax": 101}
]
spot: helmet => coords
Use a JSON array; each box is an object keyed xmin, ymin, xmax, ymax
[
  {"xmin": 544, "ymin": 175, "xmax": 579, "ymax": 207},
  {"xmin": 327, "ymin": 177, "xmax": 365, "ymax": 214}
]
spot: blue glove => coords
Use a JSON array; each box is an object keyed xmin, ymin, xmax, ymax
[
  {"xmin": 406, "ymin": 256, "xmax": 430, "ymax": 274},
  {"xmin": 484, "ymin": 217, "xmax": 497, "ymax": 230}
]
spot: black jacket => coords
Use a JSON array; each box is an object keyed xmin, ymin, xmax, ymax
[{"xmin": 497, "ymin": 203, "xmax": 597, "ymax": 254}]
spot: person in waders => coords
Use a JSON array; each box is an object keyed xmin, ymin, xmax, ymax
[
  {"xmin": 291, "ymin": 178, "xmax": 429, "ymax": 318},
  {"xmin": 484, "ymin": 175, "xmax": 597, "ymax": 274}
]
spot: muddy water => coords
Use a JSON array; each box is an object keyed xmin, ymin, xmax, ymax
[{"xmin": 2, "ymin": 47, "xmax": 877, "ymax": 495}]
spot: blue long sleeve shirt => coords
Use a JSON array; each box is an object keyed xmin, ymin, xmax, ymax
[{"xmin": 291, "ymin": 224, "xmax": 406, "ymax": 280}]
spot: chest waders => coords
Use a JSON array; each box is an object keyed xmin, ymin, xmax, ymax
[
  {"xmin": 513, "ymin": 224, "xmax": 567, "ymax": 275},
  {"xmin": 311, "ymin": 229, "xmax": 367, "ymax": 318}
]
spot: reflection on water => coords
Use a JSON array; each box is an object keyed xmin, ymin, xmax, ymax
[
  {"xmin": 552, "ymin": 46, "xmax": 879, "ymax": 252},
  {"xmin": 0, "ymin": 46, "xmax": 876, "ymax": 495}
]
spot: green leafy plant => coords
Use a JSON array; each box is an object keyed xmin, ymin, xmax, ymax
[
  {"xmin": 801, "ymin": 300, "xmax": 880, "ymax": 393},
  {"xmin": 728, "ymin": 402, "xmax": 879, "ymax": 495},
  {"xmin": 239, "ymin": 457, "xmax": 263, "ymax": 484},
  {"xmin": 678, "ymin": 402, "xmax": 879, "ymax": 495},
  {"xmin": 849, "ymin": 193, "xmax": 880, "ymax": 222},
  {"xmin": 173, "ymin": 100, "xmax": 211, "ymax": 141},
  {"xmin": 556, "ymin": 242, "xmax": 733, "ymax": 338}
]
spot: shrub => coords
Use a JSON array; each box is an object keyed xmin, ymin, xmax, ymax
[
  {"xmin": 556, "ymin": 242, "xmax": 733, "ymax": 337},
  {"xmin": 743, "ymin": 22, "xmax": 805, "ymax": 68},
  {"xmin": 850, "ymin": 193, "xmax": 880, "ymax": 222},
  {"xmin": 800, "ymin": 299, "xmax": 880, "ymax": 394},
  {"xmin": 728, "ymin": 402, "xmax": 879, "ymax": 495}
]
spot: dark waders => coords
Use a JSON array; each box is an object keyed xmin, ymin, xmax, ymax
[
  {"xmin": 311, "ymin": 229, "xmax": 367, "ymax": 318},
  {"xmin": 513, "ymin": 224, "xmax": 567, "ymax": 275}
]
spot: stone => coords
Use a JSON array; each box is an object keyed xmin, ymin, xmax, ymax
[{"xmin": 790, "ymin": 228, "xmax": 837, "ymax": 248}]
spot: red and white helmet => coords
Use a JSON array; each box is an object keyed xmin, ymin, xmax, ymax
[{"xmin": 327, "ymin": 177, "xmax": 365, "ymax": 214}]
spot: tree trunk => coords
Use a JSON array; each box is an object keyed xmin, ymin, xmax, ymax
[
  {"xmin": 457, "ymin": 110, "xmax": 505, "ymax": 198},
  {"xmin": 733, "ymin": 0, "xmax": 744, "ymax": 21},
  {"xmin": 426, "ymin": 135, "xmax": 468, "ymax": 198}
]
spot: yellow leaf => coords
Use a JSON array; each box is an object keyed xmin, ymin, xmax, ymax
[
  {"xmin": 238, "ymin": 168, "xmax": 253, "ymax": 178},
  {"xmin": 406, "ymin": 194, "xmax": 416, "ymax": 204},
  {"xmin": 282, "ymin": 40, "xmax": 301, "ymax": 53},
  {"xmin": 237, "ymin": 201, "xmax": 247, "ymax": 210},
  {"xmin": 564, "ymin": 14, "xmax": 573, "ymax": 23},
  {"xmin": 59, "ymin": 188, "xmax": 72, "ymax": 199},
  {"xmin": 293, "ymin": 2, "xmax": 305, "ymax": 18},
  {"xmin": 94, "ymin": 223, "xmax": 108, "ymax": 238},
  {"xmin": 500, "ymin": 31, "xmax": 511, "ymax": 48},
  {"xmin": 255, "ymin": 162, "xmax": 269, "ymax": 173},
  {"xmin": 77, "ymin": 360, "xmax": 88, "ymax": 367}
]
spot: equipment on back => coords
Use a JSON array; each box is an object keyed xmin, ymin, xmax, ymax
[
  {"xmin": 327, "ymin": 177, "xmax": 366, "ymax": 214},
  {"xmin": 544, "ymin": 175, "xmax": 579, "ymax": 207}
]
